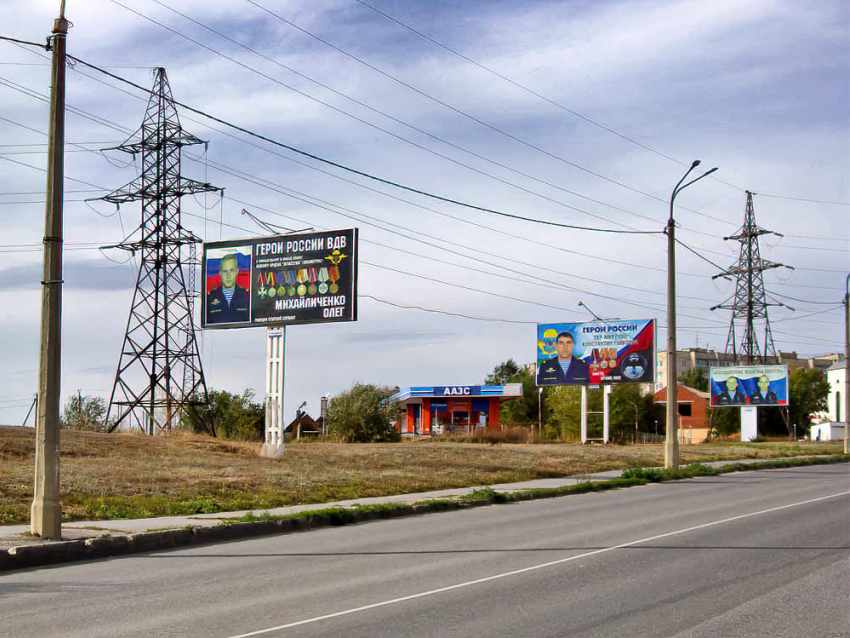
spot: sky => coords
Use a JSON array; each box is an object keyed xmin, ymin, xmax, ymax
[{"xmin": 1, "ymin": 0, "xmax": 848, "ymax": 427}]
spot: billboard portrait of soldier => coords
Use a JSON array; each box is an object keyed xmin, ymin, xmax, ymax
[
  {"xmin": 205, "ymin": 247, "xmax": 252, "ymax": 326},
  {"xmin": 709, "ymin": 365, "xmax": 788, "ymax": 408}
]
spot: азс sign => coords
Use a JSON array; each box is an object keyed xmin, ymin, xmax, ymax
[
  {"xmin": 536, "ymin": 319, "xmax": 655, "ymax": 386},
  {"xmin": 202, "ymin": 228, "xmax": 358, "ymax": 329}
]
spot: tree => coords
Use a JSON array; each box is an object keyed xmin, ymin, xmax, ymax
[
  {"xmin": 707, "ymin": 405, "xmax": 740, "ymax": 438},
  {"xmin": 679, "ymin": 367, "xmax": 709, "ymax": 392},
  {"xmin": 499, "ymin": 367, "xmax": 541, "ymax": 426},
  {"xmin": 181, "ymin": 389, "xmax": 265, "ymax": 441},
  {"xmin": 61, "ymin": 393, "xmax": 108, "ymax": 431},
  {"xmin": 788, "ymin": 367, "xmax": 830, "ymax": 433},
  {"xmin": 485, "ymin": 359, "xmax": 521, "ymax": 386},
  {"xmin": 326, "ymin": 383, "xmax": 400, "ymax": 443},
  {"xmin": 609, "ymin": 383, "xmax": 656, "ymax": 442},
  {"xmin": 544, "ymin": 385, "xmax": 584, "ymax": 441}
]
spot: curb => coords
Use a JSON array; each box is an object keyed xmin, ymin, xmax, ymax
[
  {"xmin": 0, "ymin": 500, "xmax": 481, "ymax": 572},
  {"xmin": 2, "ymin": 456, "xmax": 846, "ymax": 572}
]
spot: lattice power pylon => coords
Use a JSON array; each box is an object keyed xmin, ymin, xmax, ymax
[
  {"xmin": 711, "ymin": 191, "xmax": 791, "ymax": 364},
  {"xmin": 102, "ymin": 68, "xmax": 221, "ymax": 434}
]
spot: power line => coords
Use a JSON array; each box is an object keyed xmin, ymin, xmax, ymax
[
  {"xmin": 362, "ymin": 295, "xmax": 536, "ymax": 324},
  {"xmin": 243, "ymin": 0, "xmax": 734, "ymax": 227},
  {"xmin": 145, "ymin": 0, "xmax": 662, "ymax": 230},
  {"xmin": 354, "ymin": 0, "xmax": 688, "ymax": 169},
  {"xmin": 104, "ymin": 1, "xmax": 651, "ymax": 233},
  {"xmin": 754, "ymin": 192, "xmax": 850, "ymax": 206},
  {"xmin": 768, "ymin": 291, "xmax": 844, "ymax": 306},
  {"xmin": 64, "ymin": 53, "xmax": 658, "ymax": 236},
  {"xmin": 0, "ymin": 35, "xmax": 48, "ymax": 49},
  {"xmin": 26, "ymin": 50, "xmax": 835, "ymax": 256}
]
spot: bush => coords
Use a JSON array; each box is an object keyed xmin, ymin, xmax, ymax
[
  {"xmin": 326, "ymin": 383, "xmax": 400, "ymax": 443},
  {"xmin": 61, "ymin": 393, "xmax": 108, "ymax": 431},
  {"xmin": 180, "ymin": 389, "xmax": 264, "ymax": 441}
]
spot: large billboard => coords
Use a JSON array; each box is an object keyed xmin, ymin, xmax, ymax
[
  {"xmin": 709, "ymin": 365, "xmax": 788, "ymax": 407},
  {"xmin": 536, "ymin": 319, "xmax": 655, "ymax": 386},
  {"xmin": 201, "ymin": 229, "xmax": 358, "ymax": 329}
]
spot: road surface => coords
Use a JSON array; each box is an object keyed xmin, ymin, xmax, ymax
[{"xmin": 1, "ymin": 463, "xmax": 848, "ymax": 637}]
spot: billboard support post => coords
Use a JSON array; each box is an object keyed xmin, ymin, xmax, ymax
[
  {"xmin": 603, "ymin": 385, "xmax": 611, "ymax": 443},
  {"xmin": 666, "ymin": 160, "xmax": 718, "ymax": 468},
  {"xmin": 261, "ymin": 327, "xmax": 286, "ymax": 458},
  {"xmin": 581, "ymin": 386, "xmax": 588, "ymax": 444},
  {"xmin": 741, "ymin": 406, "xmax": 758, "ymax": 442}
]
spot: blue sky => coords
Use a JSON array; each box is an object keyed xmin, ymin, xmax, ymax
[{"xmin": 0, "ymin": 0, "xmax": 847, "ymax": 425}]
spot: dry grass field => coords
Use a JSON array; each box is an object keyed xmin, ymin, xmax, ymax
[{"xmin": 1, "ymin": 425, "xmax": 842, "ymax": 525}]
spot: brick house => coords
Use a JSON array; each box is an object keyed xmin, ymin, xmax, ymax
[{"xmin": 654, "ymin": 383, "xmax": 711, "ymax": 444}]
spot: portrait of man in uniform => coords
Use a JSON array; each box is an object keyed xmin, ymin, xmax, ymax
[
  {"xmin": 536, "ymin": 331, "xmax": 590, "ymax": 385},
  {"xmin": 749, "ymin": 375, "xmax": 778, "ymax": 404},
  {"xmin": 717, "ymin": 376, "xmax": 746, "ymax": 405},
  {"xmin": 205, "ymin": 250, "xmax": 251, "ymax": 325}
]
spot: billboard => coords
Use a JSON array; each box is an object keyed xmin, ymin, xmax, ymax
[
  {"xmin": 201, "ymin": 229, "xmax": 358, "ymax": 329},
  {"xmin": 536, "ymin": 319, "xmax": 655, "ymax": 386},
  {"xmin": 709, "ymin": 365, "xmax": 788, "ymax": 407}
]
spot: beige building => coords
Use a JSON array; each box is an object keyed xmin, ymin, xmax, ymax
[{"xmin": 655, "ymin": 348, "xmax": 843, "ymax": 391}]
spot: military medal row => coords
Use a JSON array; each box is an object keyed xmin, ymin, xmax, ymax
[{"xmin": 256, "ymin": 266, "xmax": 341, "ymax": 299}]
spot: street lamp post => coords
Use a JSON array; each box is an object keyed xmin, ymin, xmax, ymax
[
  {"xmin": 666, "ymin": 160, "xmax": 718, "ymax": 469},
  {"xmin": 538, "ymin": 387, "xmax": 543, "ymax": 439},
  {"xmin": 844, "ymin": 275, "xmax": 850, "ymax": 454}
]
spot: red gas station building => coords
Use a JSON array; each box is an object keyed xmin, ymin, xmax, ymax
[{"xmin": 392, "ymin": 384, "xmax": 524, "ymax": 436}]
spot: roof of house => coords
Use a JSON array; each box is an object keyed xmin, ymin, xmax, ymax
[
  {"xmin": 284, "ymin": 413, "xmax": 322, "ymax": 433},
  {"xmin": 654, "ymin": 383, "xmax": 710, "ymax": 402}
]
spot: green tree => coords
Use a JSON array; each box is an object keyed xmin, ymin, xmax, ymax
[
  {"xmin": 679, "ymin": 367, "xmax": 709, "ymax": 392},
  {"xmin": 326, "ymin": 383, "xmax": 400, "ymax": 443},
  {"xmin": 609, "ymin": 384, "xmax": 656, "ymax": 443},
  {"xmin": 485, "ymin": 359, "xmax": 521, "ymax": 385},
  {"xmin": 181, "ymin": 389, "xmax": 265, "ymax": 441},
  {"xmin": 707, "ymin": 405, "xmax": 740, "ymax": 438},
  {"xmin": 499, "ymin": 367, "xmax": 541, "ymax": 426},
  {"xmin": 544, "ymin": 385, "xmax": 584, "ymax": 441},
  {"xmin": 788, "ymin": 367, "xmax": 830, "ymax": 432},
  {"xmin": 61, "ymin": 393, "xmax": 108, "ymax": 431}
]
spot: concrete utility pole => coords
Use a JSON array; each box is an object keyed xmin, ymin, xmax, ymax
[
  {"xmin": 666, "ymin": 160, "xmax": 717, "ymax": 469},
  {"xmin": 31, "ymin": 1, "xmax": 68, "ymax": 539}
]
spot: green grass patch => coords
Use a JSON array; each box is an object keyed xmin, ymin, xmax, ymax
[{"xmin": 189, "ymin": 455, "xmax": 848, "ymax": 537}]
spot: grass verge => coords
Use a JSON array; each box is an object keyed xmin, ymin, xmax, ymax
[{"xmin": 211, "ymin": 455, "xmax": 848, "ymax": 532}]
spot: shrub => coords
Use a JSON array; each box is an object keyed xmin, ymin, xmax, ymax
[{"xmin": 326, "ymin": 383, "xmax": 400, "ymax": 443}]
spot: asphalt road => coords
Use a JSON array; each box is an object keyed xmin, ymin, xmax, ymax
[{"xmin": 1, "ymin": 463, "xmax": 848, "ymax": 638}]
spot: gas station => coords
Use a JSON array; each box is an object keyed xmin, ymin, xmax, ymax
[{"xmin": 392, "ymin": 384, "xmax": 524, "ymax": 436}]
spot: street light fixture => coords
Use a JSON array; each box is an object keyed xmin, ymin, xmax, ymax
[{"xmin": 666, "ymin": 160, "xmax": 718, "ymax": 469}]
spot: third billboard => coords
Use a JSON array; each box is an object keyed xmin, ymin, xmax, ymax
[{"xmin": 709, "ymin": 365, "xmax": 788, "ymax": 407}]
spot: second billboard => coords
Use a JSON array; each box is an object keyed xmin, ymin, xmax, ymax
[{"xmin": 536, "ymin": 319, "xmax": 655, "ymax": 386}]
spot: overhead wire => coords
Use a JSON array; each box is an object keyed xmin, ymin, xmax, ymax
[
  {"xmin": 64, "ymin": 52, "xmax": 658, "ymax": 236},
  {"xmin": 0, "ymin": 95, "xmax": 821, "ymax": 329},
  {"xmin": 245, "ymin": 0, "xmax": 736, "ymax": 227},
  {"xmin": 145, "ymin": 0, "xmax": 666, "ymax": 230},
  {"xmin": 105, "ymin": 0, "xmax": 652, "ymax": 233}
]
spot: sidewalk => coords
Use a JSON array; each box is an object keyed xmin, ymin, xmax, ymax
[{"xmin": 0, "ymin": 457, "xmax": 838, "ymax": 570}]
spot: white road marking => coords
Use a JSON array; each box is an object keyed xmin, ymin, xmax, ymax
[{"xmin": 226, "ymin": 489, "xmax": 850, "ymax": 637}]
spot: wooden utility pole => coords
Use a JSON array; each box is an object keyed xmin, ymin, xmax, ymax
[{"xmin": 31, "ymin": 1, "xmax": 67, "ymax": 539}]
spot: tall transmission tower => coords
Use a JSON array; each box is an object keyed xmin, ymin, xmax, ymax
[
  {"xmin": 711, "ymin": 191, "xmax": 791, "ymax": 364},
  {"xmin": 101, "ymin": 68, "xmax": 221, "ymax": 434}
]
